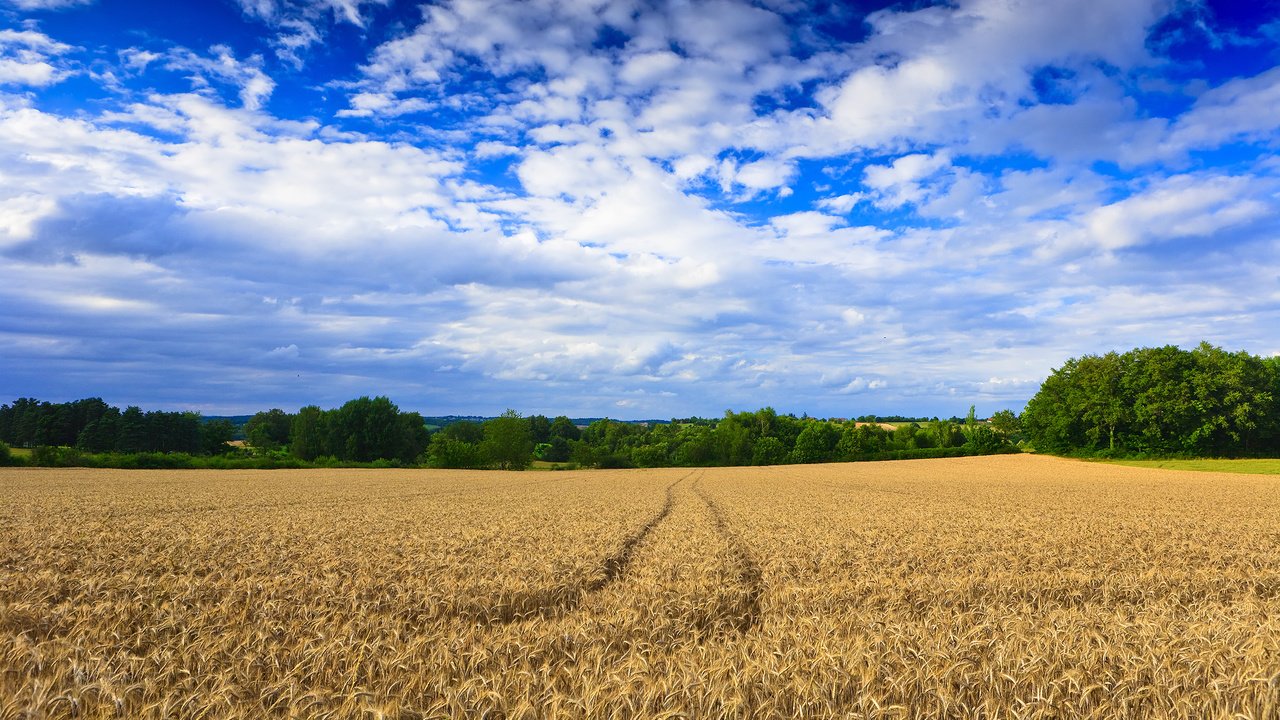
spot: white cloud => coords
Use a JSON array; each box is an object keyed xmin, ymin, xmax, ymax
[
  {"xmin": 0, "ymin": 29, "xmax": 74, "ymax": 87},
  {"xmin": 2, "ymin": 0, "xmax": 1280, "ymax": 418},
  {"xmin": 4, "ymin": 0, "xmax": 93, "ymax": 9},
  {"xmin": 1164, "ymin": 66, "xmax": 1280, "ymax": 154},
  {"xmin": 1083, "ymin": 174, "xmax": 1272, "ymax": 252},
  {"xmin": 863, "ymin": 152, "xmax": 951, "ymax": 208},
  {"xmin": 233, "ymin": 0, "xmax": 390, "ymax": 65},
  {"xmin": 817, "ymin": 193, "xmax": 865, "ymax": 214},
  {"xmin": 266, "ymin": 343, "xmax": 300, "ymax": 359},
  {"xmin": 811, "ymin": 0, "xmax": 1171, "ymax": 156}
]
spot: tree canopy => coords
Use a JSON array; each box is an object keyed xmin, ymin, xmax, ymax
[{"xmin": 1022, "ymin": 342, "xmax": 1280, "ymax": 456}]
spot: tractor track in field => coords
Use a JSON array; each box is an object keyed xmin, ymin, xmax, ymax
[
  {"xmin": 586, "ymin": 472, "xmax": 687, "ymax": 592},
  {"xmin": 692, "ymin": 475, "xmax": 764, "ymax": 635},
  {"xmin": 463, "ymin": 471, "xmax": 693, "ymax": 624}
]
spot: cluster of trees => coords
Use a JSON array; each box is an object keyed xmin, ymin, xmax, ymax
[
  {"xmin": 0, "ymin": 398, "xmax": 234, "ymax": 455},
  {"xmin": 2, "ymin": 394, "xmax": 1022, "ymax": 469},
  {"xmin": 420, "ymin": 406, "xmax": 1017, "ymax": 470},
  {"xmin": 1022, "ymin": 342, "xmax": 1280, "ymax": 456},
  {"xmin": 265, "ymin": 397, "xmax": 429, "ymax": 464}
]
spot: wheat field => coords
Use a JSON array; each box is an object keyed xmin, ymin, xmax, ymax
[{"xmin": 2, "ymin": 455, "xmax": 1278, "ymax": 719}]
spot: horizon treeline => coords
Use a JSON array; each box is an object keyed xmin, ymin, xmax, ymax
[
  {"xmin": 0, "ymin": 396, "xmax": 1021, "ymax": 469},
  {"xmin": 0, "ymin": 397, "xmax": 235, "ymax": 457},
  {"xmin": 1022, "ymin": 342, "xmax": 1280, "ymax": 457}
]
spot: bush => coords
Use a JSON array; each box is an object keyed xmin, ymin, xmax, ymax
[
  {"xmin": 31, "ymin": 446, "xmax": 92, "ymax": 467},
  {"xmin": 0, "ymin": 441, "xmax": 22, "ymax": 466}
]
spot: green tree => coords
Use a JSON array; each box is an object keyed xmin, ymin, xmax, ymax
[
  {"xmin": 440, "ymin": 421, "xmax": 484, "ymax": 444},
  {"xmin": 751, "ymin": 436, "xmax": 788, "ymax": 465},
  {"xmin": 290, "ymin": 405, "xmax": 330, "ymax": 461},
  {"xmin": 631, "ymin": 443, "xmax": 670, "ymax": 468},
  {"xmin": 200, "ymin": 419, "xmax": 237, "ymax": 455},
  {"xmin": 791, "ymin": 421, "xmax": 840, "ymax": 463},
  {"xmin": 76, "ymin": 409, "xmax": 121, "ymax": 453},
  {"xmin": 527, "ymin": 414, "xmax": 552, "ymax": 444},
  {"xmin": 116, "ymin": 406, "xmax": 148, "ymax": 453},
  {"xmin": 549, "ymin": 415, "xmax": 581, "ymax": 441},
  {"xmin": 1024, "ymin": 342, "xmax": 1280, "ymax": 456},
  {"xmin": 0, "ymin": 441, "xmax": 18, "ymax": 467},
  {"xmin": 331, "ymin": 396, "xmax": 404, "ymax": 462},
  {"xmin": 714, "ymin": 411, "xmax": 753, "ymax": 466},
  {"xmin": 540, "ymin": 436, "xmax": 572, "ymax": 462},
  {"xmin": 988, "ymin": 409, "xmax": 1022, "ymax": 442},
  {"xmin": 245, "ymin": 409, "xmax": 292, "ymax": 451},
  {"xmin": 1186, "ymin": 342, "xmax": 1274, "ymax": 455},
  {"xmin": 836, "ymin": 423, "xmax": 889, "ymax": 459},
  {"xmin": 1076, "ymin": 352, "xmax": 1130, "ymax": 451},
  {"xmin": 427, "ymin": 434, "xmax": 486, "ymax": 468},
  {"xmin": 482, "ymin": 410, "xmax": 533, "ymax": 470}
]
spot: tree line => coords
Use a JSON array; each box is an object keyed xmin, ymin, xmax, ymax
[
  {"xmin": 0, "ymin": 396, "xmax": 1021, "ymax": 469},
  {"xmin": 1022, "ymin": 342, "xmax": 1280, "ymax": 456},
  {"xmin": 0, "ymin": 397, "xmax": 235, "ymax": 456},
  {"xmin": 270, "ymin": 404, "xmax": 1021, "ymax": 469}
]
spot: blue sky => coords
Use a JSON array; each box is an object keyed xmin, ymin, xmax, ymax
[{"xmin": 1, "ymin": 0, "xmax": 1278, "ymax": 418}]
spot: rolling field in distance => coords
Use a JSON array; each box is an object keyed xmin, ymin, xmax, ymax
[
  {"xmin": 1102, "ymin": 457, "xmax": 1280, "ymax": 475},
  {"xmin": 2, "ymin": 455, "xmax": 1279, "ymax": 718}
]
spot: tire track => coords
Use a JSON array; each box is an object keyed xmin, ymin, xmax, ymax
[
  {"xmin": 691, "ymin": 473, "xmax": 764, "ymax": 634},
  {"xmin": 587, "ymin": 473, "xmax": 684, "ymax": 591},
  {"xmin": 462, "ymin": 471, "xmax": 692, "ymax": 624}
]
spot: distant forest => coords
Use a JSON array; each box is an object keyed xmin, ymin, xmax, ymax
[
  {"xmin": 0, "ymin": 397, "xmax": 1018, "ymax": 470},
  {"xmin": 5, "ymin": 341, "xmax": 1273, "ymax": 470}
]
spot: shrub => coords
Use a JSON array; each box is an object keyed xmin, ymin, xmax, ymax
[{"xmin": 0, "ymin": 441, "xmax": 21, "ymax": 466}]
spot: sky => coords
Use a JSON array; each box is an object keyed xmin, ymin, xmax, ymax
[{"xmin": 1, "ymin": 0, "xmax": 1278, "ymax": 419}]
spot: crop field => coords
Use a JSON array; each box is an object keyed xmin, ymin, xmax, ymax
[{"xmin": 2, "ymin": 455, "xmax": 1279, "ymax": 719}]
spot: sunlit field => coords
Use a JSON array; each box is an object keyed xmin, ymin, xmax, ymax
[
  {"xmin": 2, "ymin": 455, "xmax": 1278, "ymax": 719},
  {"xmin": 1102, "ymin": 457, "xmax": 1280, "ymax": 475}
]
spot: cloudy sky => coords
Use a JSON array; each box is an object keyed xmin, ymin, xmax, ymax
[{"xmin": 1, "ymin": 0, "xmax": 1278, "ymax": 418}]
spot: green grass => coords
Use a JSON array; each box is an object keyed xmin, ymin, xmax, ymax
[
  {"xmin": 1105, "ymin": 458, "xmax": 1280, "ymax": 475},
  {"xmin": 9, "ymin": 447, "xmax": 31, "ymax": 458},
  {"xmin": 527, "ymin": 460, "xmax": 578, "ymax": 471}
]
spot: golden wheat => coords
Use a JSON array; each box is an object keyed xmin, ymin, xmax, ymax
[{"xmin": 1, "ymin": 456, "xmax": 1278, "ymax": 718}]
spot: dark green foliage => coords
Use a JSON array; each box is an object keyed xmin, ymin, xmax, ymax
[
  {"xmin": 4, "ymin": 394, "xmax": 1019, "ymax": 471},
  {"xmin": 964, "ymin": 425, "xmax": 1006, "ymax": 454},
  {"xmin": 549, "ymin": 415, "xmax": 581, "ymax": 441},
  {"xmin": 244, "ymin": 409, "xmax": 292, "ymax": 450},
  {"xmin": 527, "ymin": 414, "xmax": 551, "ymax": 444},
  {"xmin": 540, "ymin": 436, "xmax": 572, "ymax": 462},
  {"xmin": 426, "ymin": 435, "xmax": 487, "ymax": 468},
  {"xmin": 630, "ymin": 443, "xmax": 669, "ymax": 467},
  {"xmin": 1023, "ymin": 342, "xmax": 1280, "ymax": 457},
  {"xmin": 836, "ymin": 424, "xmax": 889, "ymax": 459},
  {"xmin": 751, "ymin": 436, "xmax": 788, "ymax": 466},
  {"xmin": 326, "ymin": 397, "xmax": 428, "ymax": 463},
  {"xmin": 988, "ymin": 409, "xmax": 1022, "ymax": 443},
  {"xmin": 115, "ymin": 406, "xmax": 148, "ymax": 453},
  {"xmin": 0, "ymin": 441, "xmax": 19, "ymax": 466},
  {"xmin": 791, "ymin": 422, "xmax": 840, "ymax": 463},
  {"xmin": 482, "ymin": 410, "xmax": 533, "ymax": 470},
  {"xmin": 289, "ymin": 405, "xmax": 329, "ymax": 461},
  {"xmin": 76, "ymin": 410, "xmax": 120, "ymax": 453},
  {"xmin": 440, "ymin": 420, "xmax": 485, "ymax": 443},
  {"xmin": 200, "ymin": 419, "xmax": 237, "ymax": 455}
]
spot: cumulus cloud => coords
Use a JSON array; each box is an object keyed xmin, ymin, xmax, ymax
[
  {"xmin": 3, "ymin": 0, "xmax": 93, "ymax": 9},
  {"xmin": 1, "ymin": 0, "xmax": 1279, "ymax": 417},
  {"xmin": 0, "ymin": 28, "xmax": 74, "ymax": 87},
  {"xmin": 234, "ymin": 0, "xmax": 389, "ymax": 66},
  {"xmin": 119, "ymin": 45, "xmax": 276, "ymax": 110}
]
